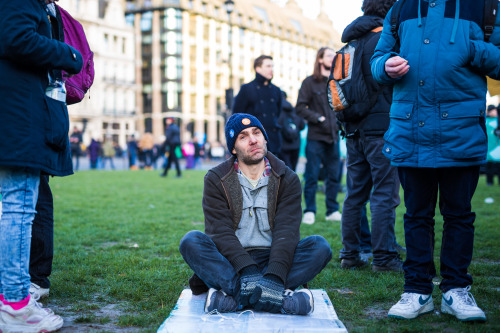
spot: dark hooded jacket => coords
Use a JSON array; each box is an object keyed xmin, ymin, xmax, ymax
[
  {"xmin": 0, "ymin": 0, "xmax": 83, "ymax": 176},
  {"xmin": 339, "ymin": 15, "xmax": 393, "ymax": 137},
  {"xmin": 296, "ymin": 76, "xmax": 339, "ymax": 144}
]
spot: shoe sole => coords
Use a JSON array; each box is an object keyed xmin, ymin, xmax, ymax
[
  {"xmin": 388, "ymin": 302, "xmax": 434, "ymax": 319},
  {"xmin": 340, "ymin": 260, "xmax": 368, "ymax": 270},
  {"xmin": 372, "ymin": 266, "xmax": 403, "ymax": 273},
  {"xmin": 0, "ymin": 315, "xmax": 63, "ymax": 333},
  {"xmin": 441, "ymin": 304, "xmax": 487, "ymax": 322},
  {"xmin": 204, "ymin": 289, "xmax": 216, "ymax": 313},
  {"xmin": 298, "ymin": 289, "xmax": 314, "ymax": 315},
  {"xmin": 388, "ymin": 308, "xmax": 433, "ymax": 319}
]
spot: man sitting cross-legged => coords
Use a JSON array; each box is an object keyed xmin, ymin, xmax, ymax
[{"xmin": 179, "ymin": 113, "xmax": 332, "ymax": 315}]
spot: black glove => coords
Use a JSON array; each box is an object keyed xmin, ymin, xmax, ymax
[
  {"xmin": 238, "ymin": 265, "xmax": 262, "ymax": 307},
  {"xmin": 248, "ymin": 274, "xmax": 285, "ymax": 313}
]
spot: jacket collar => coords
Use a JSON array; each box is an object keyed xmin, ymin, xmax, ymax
[
  {"xmin": 211, "ymin": 152, "xmax": 286, "ymax": 181},
  {"xmin": 255, "ymin": 73, "xmax": 271, "ymax": 85}
]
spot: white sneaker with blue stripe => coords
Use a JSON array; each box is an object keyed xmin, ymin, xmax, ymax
[
  {"xmin": 441, "ymin": 286, "xmax": 486, "ymax": 321},
  {"xmin": 388, "ymin": 292, "xmax": 434, "ymax": 319}
]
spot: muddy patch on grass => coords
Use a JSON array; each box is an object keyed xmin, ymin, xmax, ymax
[
  {"xmin": 363, "ymin": 304, "xmax": 387, "ymax": 319},
  {"xmin": 46, "ymin": 300, "xmax": 144, "ymax": 332},
  {"xmin": 474, "ymin": 259, "xmax": 500, "ymax": 265}
]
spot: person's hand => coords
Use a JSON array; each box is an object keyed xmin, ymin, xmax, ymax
[
  {"xmin": 385, "ymin": 56, "xmax": 410, "ymax": 79},
  {"xmin": 238, "ymin": 266, "xmax": 262, "ymax": 307},
  {"xmin": 248, "ymin": 275, "xmax": 285, "ymax": 313}
]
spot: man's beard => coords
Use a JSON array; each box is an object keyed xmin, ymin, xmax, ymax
[{"xmin": 235, "ymin": 145, "xmax": 267, "ymax": 165}]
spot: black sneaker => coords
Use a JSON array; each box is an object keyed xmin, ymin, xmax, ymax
[
  {"xmin": 281, "ymin": 289, "xmax": 314, "ymax": 315},
  {"xmin": 394, "ymin": 242, "xmax": 407, "ymax": 254},
  {"xmin": 372, "ymin": 257, "xmax": 404, "ymax": 273},
  {"xmin": 340, "ymin": 256, "xmax": 369, "ymax": 269},
  {"xmin": 204, "ymin": 288, "xmax": 239, "ymax": 313}
]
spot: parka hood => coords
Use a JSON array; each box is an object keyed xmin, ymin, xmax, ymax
[{"xmin": 342, "ymin": 15, "xmax": 384, "ymax": 43}]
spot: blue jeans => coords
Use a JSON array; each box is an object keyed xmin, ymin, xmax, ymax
[
  {"xmin": 398, "ymin": 166, "xmax": 479, "ymax": 294},
  {"xmin": 303, "ymin": 140, "xmax": 340, "ymax": 215},
  {"xmin": 29, "ymin": 175, "xmax": 53, "ymax": 289},
  {"xmin": 179, "ymin": 231, "xmax": 332, "ymax": 296},
  {"xmin": 340, "ymin": 137, "xmax": 400, "ymax": 265},
  {"xmin": 0, "ymin": 166, "xmax": 40, "ymax": 302}
]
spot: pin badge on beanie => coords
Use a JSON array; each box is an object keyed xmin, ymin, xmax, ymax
[{"xmin": 225, "ymin": 113, "xmax": 269, "ymax": 155}]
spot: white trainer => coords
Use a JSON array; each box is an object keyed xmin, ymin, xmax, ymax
[
  {"xmin": 388, "ymin": 292, "xmax": 434, "ymax": 319},
  {"xmin": 302, "ymin": 212, "xmax": 315, "ymax": 225},
  {"xmin": 0, "ymin": 296, "xmax": 63, "ymax": 333},
  {"xmin": 325, "ymin": 211, "xmax": 342, "ymax": 222},
  {"xmin": 441, "ymin": 286, "xmax": 486, "ymax": 321},
  {"xmin": 29, "ymin": 283, "xmax": 50, "ymax": 301}
]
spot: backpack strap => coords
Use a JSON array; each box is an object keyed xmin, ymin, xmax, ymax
[
  {"xmin": 484, "ymin": 0, "xmax": 499, "ymax": 42},
  {"xmin": 390, "ymin": 0, "xmax": 405, "ymax": 41}
]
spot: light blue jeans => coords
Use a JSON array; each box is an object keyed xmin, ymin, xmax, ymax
[{"xmin": 0, "ymin": 166, "xmax": 40, "ymax": 302}]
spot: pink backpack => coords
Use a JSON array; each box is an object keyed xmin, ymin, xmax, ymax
[{"xmin": 57, "ymin": 5, "xmax": 95, "ymax": 105}]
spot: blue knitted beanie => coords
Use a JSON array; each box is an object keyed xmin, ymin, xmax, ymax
[{"xmin": 225, "ymin": 113, "xmax": 269, "ymax": 155}]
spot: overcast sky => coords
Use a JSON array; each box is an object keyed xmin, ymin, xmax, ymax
[{"xmin": 272, "ymin": 0, "xmax": 364, "ymax": 34}]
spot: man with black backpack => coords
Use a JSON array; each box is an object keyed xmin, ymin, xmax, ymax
[
  {"xmin": 371, "ymin": 0, "xmax": 500, "ymax": 322},
  {"xmin": 334, "ymin": 0, "xmax": 403, "ymax": 272}
]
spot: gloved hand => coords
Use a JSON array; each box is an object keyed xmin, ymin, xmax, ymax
[
  {"xmin": 248, "ymin": 274, "xmax": 285, "ymax": 313},
  {"xmin": 238, "ymin": 265, "xmax": 262, "ymax": 307}
]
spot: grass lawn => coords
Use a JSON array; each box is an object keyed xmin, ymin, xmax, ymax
[{"xmin": 46, "ymin": 169, "xmax": 500, "ymax": 332}]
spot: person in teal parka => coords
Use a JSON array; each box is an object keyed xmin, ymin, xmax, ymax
[
  {"xmin": 370, "ymin": 0, "xmax": 500, "ymax": 322},
  {"xmin": 0, "ymin": 0, "xmax": 83, "ymax": 332}
]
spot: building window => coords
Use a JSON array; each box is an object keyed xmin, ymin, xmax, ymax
[
  {"xmin": 143, "ymin": 93, "xmax": 152, "ymax": 114},
  {"xmin": 144, "ymin": 118, "xmax": 152, "ymax": 133},
  {"xmin": 125, "ymin": 14, "xmax": 135, "ymax": 27},
  {"xmin": 141, "ymin": 11, "xmax": 153, "ymax": 31}
]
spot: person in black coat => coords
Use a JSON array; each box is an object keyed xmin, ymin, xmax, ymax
[
  {"xmin": 278, "ymin": 92, "xmax": 305, "ymax": 172},
  {"xmin": 0, "ymin": 0, "xmax": 82, "ymax": 331},
  {"xmin": 232, "ymin": 55, "xmax": 283, "ymax": 155},
  {"xmin": 161, "ymin": 117, "xmax": 182, "ymax": 177}
]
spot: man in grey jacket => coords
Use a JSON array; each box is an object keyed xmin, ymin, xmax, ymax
[{"xmin": 179, "ymin": 113, "xmax": 332, "ymax": 315}]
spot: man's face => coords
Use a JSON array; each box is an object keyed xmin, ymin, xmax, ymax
[
  {"xmin": 255, "ymin": 59, "xmax": 274, "ymax": 81},
  {"xmin": 320, "ymin": 49, "xmax": 335, "ymax": 71},
  {"xmin": 232, "ymin": 127, "xmax": 267, "ymax": 165}
]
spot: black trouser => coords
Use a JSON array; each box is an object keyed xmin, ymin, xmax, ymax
[
  {"xmin": 162, "ymin": 144, "xmax": 181, "ymax": 176},
  {"xmin": 278, "ymin": 149, "xmax": 300, "ymax": 172},
  {"xmin": 398, "ymin": 166, "xmax": 479, "ymax": 294},
  {"xmin": 485, "ymin": 161, "xmax": 500, "ymax": 185},
  {"xmin": 29, "ymin": 175, "xmax": 53, "ymax": 289}
]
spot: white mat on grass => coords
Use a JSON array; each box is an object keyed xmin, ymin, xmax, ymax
[{"xmin": 157, "ymin": 289, "xmax": 347, "ymax": 333}]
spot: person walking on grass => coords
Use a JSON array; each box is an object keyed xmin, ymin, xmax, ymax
[
  {"xmin": 179, "ymin": 113, "xmax": 332, "ymax": 315},
  {"xmin": 161, "ymin": 117, "xmax": 182, "ymax": 178},
  {"xmin": 371, "ymin": 0, "xmax": 500, "ymax": 322},
  {"xmin": 296, "ymin": 47, "xmax": 342, "ymax": 225},
  {"xmin": 0, "ymin": 0, "xmax": 83, "ymax": 332}
]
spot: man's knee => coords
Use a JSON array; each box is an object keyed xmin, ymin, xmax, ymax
[
  {"xmin": 303, "ymin": 235, "xmax": 333, "ymax": 262},
  {"xmin": 179, "ymin": 230, "xmax": 207, "ymax": 255}
]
